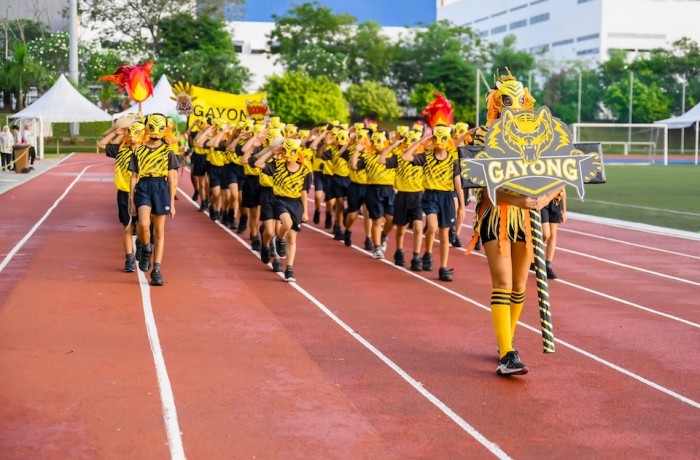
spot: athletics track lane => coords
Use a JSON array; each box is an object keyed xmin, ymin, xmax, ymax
[{"xmin": 0, "ymin": 153, "xmax": 698, "ymax": 459}]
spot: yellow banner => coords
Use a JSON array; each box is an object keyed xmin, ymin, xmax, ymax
[{"xmin": 188, "ymin": 85, "xmax": 268, "ymax": 126}]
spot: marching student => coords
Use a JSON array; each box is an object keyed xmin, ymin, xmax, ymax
[
  {"xmin": 254, "ymin": 138, "xmax": 312, "ymax": 282},
  {"xmin": 128, "ymin": 113, "xmax": 181, "ymax": 286},
  {"xmin": 541, "ymin": 188, "xmax": 567, "ymax": 279},
  {"xmin": 402, "ymin": 125, "xmax": 465, "ymax": 281},
  {"xmin": 97, "ymin": 118, "xmax": 144, "ymax": 273},
  {"xmin": 344, "ymin": 128, "xmax": 373, "ymax": 250}
]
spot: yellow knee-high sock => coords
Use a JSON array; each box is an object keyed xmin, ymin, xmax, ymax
[
  {"xmin": 510, "ymin": 290, "xmax": 526, "ymax": 342},
  {"xmin": 491, "ymin": 288, "xmax": 512, "ymax": 358}
]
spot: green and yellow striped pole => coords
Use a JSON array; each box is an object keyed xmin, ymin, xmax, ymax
[{"xmin": 530, "ymin": 209, "xmax": 555, "ymax": 353}]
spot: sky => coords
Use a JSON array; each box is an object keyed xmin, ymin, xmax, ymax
[{"xmin": 238, "ymin": 0, "xmax": 437, "ymax": 27}]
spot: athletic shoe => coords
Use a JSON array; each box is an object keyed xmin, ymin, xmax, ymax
[
  {"xmin": 251, "ymin": 237, "xmax": 262, "ymax": 252},
  {"xmin": 380, "ymin": 234, "xmax": 388, "ymax": 251},
  {"xmin": 272, "ymin": 259, "xmax": 283, "ymax": 272},
  {"xmin": 333, "ymin": 225, "xmax": 343, "ymax": 241},
  {"xmin": 209, "ymin": 205, "xmax": 216, "ymax": 221},
  {"xmin": 364, "ymin": 237, "xmax": 374, "ymax": 251},
  {"xmin": 530, "ymin": 263, "xmax": 536, "ymax": 272},
  {"xmin": 274, "ymin": 236, "xmax": 287, "ymax": 259},
  {"xmin": 138, "ymin": 244, "xmax": 152, "ymax": 272},
  {"xmin": 372, "ymin": 246, "xmax": 384, "ymax": 259},
  {"xmin": 150, "ymin": 269, "xmax": 164, "ymax": 286},
  {"xmin": 422, "ymin": 252, "xmax": 433, "ymax": 271},
  {"xmin": 237, "ymin": 214, "xmax": 248, "ymax": 234},
  {"xmin": 474, "ymin": 239, "xmax": 482, "ymax": 251},
  {"xmin": 192, "ymin": 190, "xmax": 199, "ymax": 201},
  {"xmin": 260, "ymin": 244, "xmax": 271, "ymax": 264},
  {"xmin": 546, "ymin": 266, "xmax": 558, "ymax": 280},
  {"xmin": 313, "ymin": 209, "xmax": 320, "ymax": 224},
  {"xmin": 410, "ymin": 256, "xmax": 422, "ymax": 271},
  {"xmin": 284, "ymin": 265, "xmax": 296, "ymax": 282},
  {"xmin": 198, "ymin": 201, "xmax": 206, "ymax": 212},
  {"xmin": 496, "ymin": 350, "xmax": 529, "ymax": 376},
  {"xmin": 124, "ymin": 257, "xmax": 135, "ymax": 273},
  {"xmin": 134, "ymin": 242, "xmax": 142, "ymax": 262},
  {"xmin": 344, "ymin": 230, "xmax": 352, "ymax": 247},
  {"xmin": 324, "ymin": 212, "xmax": 332, "ymax": 229},
  {"xmin": 438, "ymin": 267, "xmax": 454, "ymax": 281},
  {"xmin": 394, "ymin": 249, "xmax": 405, "ymax": 267}
]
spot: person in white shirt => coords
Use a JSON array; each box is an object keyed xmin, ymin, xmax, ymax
[
  {"xmin": 22, "ymin": 123, "xmax": 36, "ymax": 166},
  {"xmin": 0, "ymin": 126, "xmax": 13, "ymax": 171}
]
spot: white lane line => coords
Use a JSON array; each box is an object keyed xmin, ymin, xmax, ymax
[
  {"xmin": 301, "ymin": 224, "xmax": 700, "ymax": 411},
  {"xmin": 1, "ymin": 161, "xmax": 87, "ymax": 274},
  {"xmin": 0, "ymin": 153, "xmax": 75, "ymax": 196},
  {"xmin": 177, "ymin": 188, "xmax": 512, "ymax": 460},
  {"xmin": 135, "ymin": 262, "xmax": 186, "ymax": 460},
  {"xmin": 558, "ymin": 227, "xmax": 700, "ymax": 261},
  {"xmin": 557, "ymin": 247, "xmax": 700, "ymax": 287},
  {"xmin": 566, "ymin": 212, "xmax": 700, "ymax": 241}
]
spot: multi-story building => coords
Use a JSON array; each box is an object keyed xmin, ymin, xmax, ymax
[{"xmin": 437, "ymin": 0, "xmax": 700, "ymax": 66}]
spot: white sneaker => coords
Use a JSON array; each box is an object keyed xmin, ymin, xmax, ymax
[{"xmin": 372, "ymin": 247, "xmax": 384, "ymax": 259}]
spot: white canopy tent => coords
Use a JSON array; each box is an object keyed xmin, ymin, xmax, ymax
[
  {"xmin": 8, "ymin": 74, "xmax": 112, "ymax": 159},
  {"xmin": 655, "ymin": 101, "xmax": 700, "ymax": 165},
  {"xmin": 112, "ymin": 75, "xmax": 184, "ymax": 122}
]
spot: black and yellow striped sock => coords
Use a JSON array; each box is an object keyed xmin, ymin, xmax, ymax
[
  {"xmin": 510, "ymin": 290, "xmax": 526, "ymax": 342},
  {"xmin": 491, "ymin": 288, "xmax": 512, "ymax": 358}
]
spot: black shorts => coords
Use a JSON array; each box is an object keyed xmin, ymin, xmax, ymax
[
  {"xmin": 421, "ymin": 189, "xmax": 455, "ymax": 229},
  {"xmin": 366, "ymin": 184, "xmax": 395, "ymax": 220},
  {"xmin": 227, "ymin": 163, "xmax": 242, "ymax": 186},
  {"xmin": 393, "ymin": 191, "xmax": 423, "ymax": 227},
  {"xmin": 331, "ymin": 175, "xmax": 350, "ymax": 200},
  {"xmin": 242, "ymin": 176, "xmax": 261, "ymax": 208},
  {"xmin": 207, "ymin": 164, "xmax": 231, "ymax": 189},
  {"xmin": 323, "ymin": 175, "xmax": 335, "ymax": 201},
  {"xmin": 117, "ymin": 190, "xmax": 138, "ymax": 227},
  {"xmin": 191, "ymin": 153, "xmax": 207, "ymax": 177},
  {"xmin": 260, "ymin": 186, "xmax": 276, "ymax": 221},
  {"xmin": 275, "ymin": 196, "xmax": 303, "ymax": 232},
  {"xmin": 313, "ymin": 171, "xmax": 324, "ymax": 192},
  {"xmin": 346, "ymin": 182, "xmax": 367, "ymax": 213},
  {"xmin": 541, "ymin": 199, "xmax": 564, "ymax": 224},
  {"xmin": 134, "ymin": 177, "xmax": 172, "ymax": 216},
  {"xmin": 479, "ymin": 205, "xmax": 527, "ymax": 244}
]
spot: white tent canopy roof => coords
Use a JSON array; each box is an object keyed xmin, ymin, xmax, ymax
[
  {"xmin": 9, "ymin": 74, "xmax": 111, "ymax": 123},
  {"xmin": 112, "ymin": 75, "xmax": 183, "ymax": 121},
  {"xmin": 655, "ymin": 101, "xmax": 700, "ymax": 129}
]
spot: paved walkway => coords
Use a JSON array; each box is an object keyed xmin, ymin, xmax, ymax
[{"xmin": 0, "ymin": 154, "xmax": 68, "ymax": 196}]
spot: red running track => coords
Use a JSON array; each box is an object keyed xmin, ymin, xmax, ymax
[{"xmin": 1, "ymin": 153, "xmax": 698, "ymax": 459}]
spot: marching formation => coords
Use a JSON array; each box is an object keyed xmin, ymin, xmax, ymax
[{"xmin": 97, "ymin": 70, "xmax": 566, "ymax": 377}]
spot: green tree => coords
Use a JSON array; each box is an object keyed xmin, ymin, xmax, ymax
[
  {"xmin": 1, "ymin": 43, "xmax": 46, "ymax": 110},
  {"xmin": 539, "ymin": 67, "xmax": 601, "ymax": 124},
  {"xmin": 344, "ymin": 21, "xmax": 394, "ymax": 84},
  {"xmin": 420, "ymin": 51, "xmax": 475, "ymax": 122},
  {"xmin": 345, "ymin": 81, "xmax": 403, "ymax": 121},
  {"xmin": 605, "ymin": 73, "xmax": 670, "ymax": 123},
  {"xmin": 159, "ymin": 49, "xmax": 250, "ymax": 94},
  {"xmin": 261, "ymin": 71, "xmax": 348, "ymax": 126},
  {"xmin": 268, "ymin": 1, "xmax": 355, "ymax": 82}
]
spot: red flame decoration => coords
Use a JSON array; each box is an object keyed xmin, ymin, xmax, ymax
[
  {"xmin": 421, "ymin": 93, "xmax": 454, "ymax": 128},
  {"xmin": 99, "ymin": 61, "xmax": 154, "ymax": 103}
]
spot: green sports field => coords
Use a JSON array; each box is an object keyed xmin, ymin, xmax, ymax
[{"xmin": 567, "ymin": 163, "xmax": 700, "ymax": 233}]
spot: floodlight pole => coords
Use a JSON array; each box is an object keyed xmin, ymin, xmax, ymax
[
  {"xmin": 69, "ymin": 0, "xmax": 80, "ymax": 136},
  {"xmin": 628, "ymin": 71, "xmax": 633, "ymax": 148},
  {"xmin": 577, "ymin": 69, "xmax": 582, "ymax": 124},
  {"xmin": 681, "ymin": 76, "xmax": 686, "ymax": 155},
  {"xmin": 475, "ymin": 68, "xmax": 481, "ymax": 128}
]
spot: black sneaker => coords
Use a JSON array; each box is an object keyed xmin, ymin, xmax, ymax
[
  {"xmin": 496, "ymin": 350, "xmax": 529, "ymax": 376},
  {"xmin": 260, "ymin": 244, "xmax": 271, "ymax": 264},
  {"xmin": 237, "ymin": 214, "xmax": 248, "ymax": 234},
  {"xmin": 124, "ymin": 257, "xmax": 135, "ymax": 273},
  {"xmin": 452, "ymin": 234, "xmax": 463, "ymax": 248},
  {"xmin": 313, "ymin": 209, "xmax": 320, "ymax": 224},
  {"xmin": 546, "ymin": 266, "xmax": 558, "ymax": 280},
  {"xmin": 274, "ymin": 236, "xmax": 287, "ymax": 258},
  {"xmin": 272, "ymin": 259, "xmax": 283, "ymax": 272},
  {"xmin": 192, "ymin": 190, "xmax": 199, "ymax": 201},
  {"xmin": 150, "ymin": 269, "xmax": 164, "ymax": 286},
  {"xmin": 333, "ymin": 225, "xmax": 343, "ymax": 241},
  {"xmin": 198, "ymin": 201, "xmax": 206, "ymax": 212},
  {"xmin": 138, "ymin": 244, "xmax": 152, "ymax": 272},
  {"xmin": 324, "ymin": 212, "xmax": 332, "ymax": 229},
  {"xmin": 438, "ymin": 267, "xmax": 453, "ymax": 281},
  {"xmin": 209, "ymin": 205, "xmax": 216, "ymax": 221},
  {"xmin": 284, "ymin": 265, "xmax": 296, "ymax": 282},
  {"xmin": 422, "ymin": 253, "xmax": 433, "ymax": 271},
  {"xmin": 474, "ymin": 238, "xmax": 482, "ymax": 251},
  {"xmin": 394, "ymin": 249, "xmax": 405, "ymax": 267},
  {"xmin": 410, "ymin": 256, "xmax": 422, "ymax": 271},
  {"xmin": 251, "ymin": 237, "xmax": 262, "ymax": 251},
  {"xmin": 344, "ymin": 230, "xmax": 352, "ymax": 247},
  {"xmin": 364, "ymin": 237, "xmax": 374, "ymax": 251},
  {"xmin": 134, "ymin": 242, "xmax": 142, "ymax": 262}
]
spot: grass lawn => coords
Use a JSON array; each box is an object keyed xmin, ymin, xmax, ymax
[{"xmin": 567, "ymin": 164, "xmax": 700, "ymax": 233}]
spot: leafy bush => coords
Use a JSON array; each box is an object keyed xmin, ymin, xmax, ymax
[{"xmin": 345, "ymin": 81, "xmax": 403, "ymax": 121}]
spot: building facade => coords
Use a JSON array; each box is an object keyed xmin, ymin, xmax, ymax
[{"xmin": 437, "ymin": 0, "xmax": 700, "ymax": 66}]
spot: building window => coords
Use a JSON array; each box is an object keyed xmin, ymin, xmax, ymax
[
  {"xmin": 478, "ymin": 30, "xmax": 489, "ymax": 37},
  {"xmin": 475, "ymin": 16, "xmax": 489, "ymax": 23},
  {"xmin": 491, "ymin": 25, "xmax": 507, "ymax": 35},
  {"xmin": 530, "ymin": 44, "xmax": 550, "ymax": 53},
  {"xmin": 577, "ymin": 33, "xmax": 600, "ymax": 42},
  {"xmin": 510, "ymin": 3, "xmax": 527, "ymax": 12},
  {"xmin": 608, "ymin": 32, "xmax": 666, "ymax": 40},
  {"xmin": 577, "ymin": 48, "xmax": 599, "ymax": 56},
  {"xmin": 530, "ymin": 13, "xmax": 550, "ymax": 25},
  {"xmin": 530, "ymin": 0, "xmax": 548, "ymax": 5},
  {"xmin": 491, "ymin": 10, "xmax": 507, "ymax": 17},
  {"xmin": 577, "ymin": 0, "xmax": 595, "ymax": 3},
  {"xmin": 552, "ymin": 38, "xmax": 574, "ymax": 47},
  {"xmin": 510, "ymin": 19, "xmax": 527, "ymax": 30}
]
